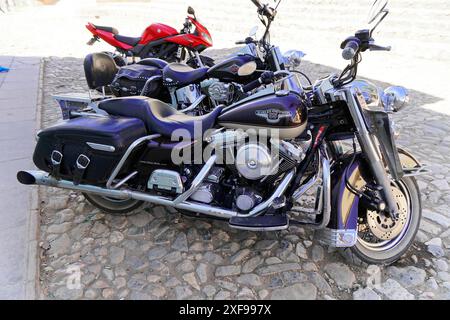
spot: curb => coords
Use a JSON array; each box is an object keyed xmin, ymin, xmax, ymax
[{"xmin": 24, "ymin": 57, "xmax": 44, "ymax": 300}]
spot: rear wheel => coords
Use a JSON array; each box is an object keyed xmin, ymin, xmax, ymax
[
  {"xmin": 349, "ymin": 176, "xmax": 421, "ymax": 265},
  {"xmin": 83, "ymin": 193, "xmax": 143, "ymax": 215}
]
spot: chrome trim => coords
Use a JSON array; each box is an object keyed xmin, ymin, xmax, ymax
[
  {"xmin": 20, "ymin": 170, "xmax": 294, "ymax": 219},
  {"xmin": 174, "ymin": 155, "xmax": 217, "ymax": 204},
  {"xmin": 402, "ymin": 165, "xmax": 430, "ymax": 177},
  {"xmin": 112, "ymin": 171, "xmax": 137, "ymax": 190},
  {"xmin": 106, "ymin": 134, "xmax": 161, "ymax": 189},
  {"xmin": 18, "ymin": 168, "xmax": 297, "ymax": 221},
  {"xmin": 317, "ymin": 228, "xmax": 358, "ymax": 247},
  {"xmin": 312, "ymin": 150, "xmax": 331, "ymax": 230},
  {"xmin": 289, "ymin": 146, "xmax": 331, "ymax": 230},
  {"xmin": 17, "ymin": 170, "xmax": 238, "ymax": 219},
  {"xmin": 344, "ymin": 88, "xmax": 399, "ymax": 217},
  {"xmin": 194, "ymin": 51, "xmax": 205, "ymax": 68},
  {"xmin": 140, "ymin": 75, "xmax": 162, "ymax": 96},
  {"xmin": 179, "ymin": 94, "xmax": 206, "ymax": 113},
  {"xmin": 229, "ymin": 224, "xmax": 289, "ymax": 232},
  {"xmin": 86, "ymin": 142, "xmax": 116, "ymax": 152},
  {"xmin": 249, "ymin": 170, "xmax": 295, "ymax": 216}
]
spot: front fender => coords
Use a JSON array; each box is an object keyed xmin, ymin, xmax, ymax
[{"xmin": 321, "ymin": 147, "xmax": 426, "ymax": 247}]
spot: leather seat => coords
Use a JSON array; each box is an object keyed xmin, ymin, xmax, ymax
[
  {"xmin": 98, "ymin": 97, "xmax": 222, "ymax": 139},
  {"xmin": 114, "ymin": 34, "xmax": 141, "ymax": 47},
  {"xmin": 163, "ymin": 63, "xmax": 208, "ymax": 87},
  {"xmin": 93, "ymin": 24, "xmax": 119, "ymax": 35}
]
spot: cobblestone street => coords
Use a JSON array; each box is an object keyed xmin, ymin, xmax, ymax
[{"xmin": 37, "ymin": 54, "xmax": 450, "ymax": 300}]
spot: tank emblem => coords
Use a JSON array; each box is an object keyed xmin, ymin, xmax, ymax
[{"xmin": 255, "ymin": 109, "xmax": 292, "ymax": 124}]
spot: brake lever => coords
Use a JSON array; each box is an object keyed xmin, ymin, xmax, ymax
[{"xmin": 369, "ymin": 43, "xmax": 392, "ymax": 52}]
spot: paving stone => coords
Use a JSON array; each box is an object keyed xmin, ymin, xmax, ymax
[
  {"xmin": 353, "ymin": 287, "xmax": 381, "ymax": 300},
  {"xmin": 230, "ymin": 249, "xmax": 251, "ymax": 264},
  {"xmin": 242, "ymin": 256, "xmax": 264, "ymax": 273},
  {"xmin": 388, "ymin": 266, "xmax": 426, "ymax": 288},
  {"xmin": 376, "ymin": 279, "xmax": 415, "ymax": 300},
  {"xmin": 324, "ymin": 263, "xmax": 356, "ymax": 289},
  {"xmin": 172, "ymin": 232, "xmax": 188, "ymax": 252},
  {"xmin": 214, "ymin": 290, "xmax": 231, "ymax": 300},
  {"xmin": 237, "ymin": 274, "xmax": 262, "ymax": 287},
  {"xmin": 129, "ymin": 212, "xmax": 153, "ymax": 227},
  {"xmin": 271, "ymin": 283, "xmax": 317, "ymax": 300},
  {"xmin": 148, "ymin": 246, "xmax": 168, "ymax": 261},
  {"xmin": 256, "ymin": 263, "xmax": 302, "ymax": 276},
  {"xmin": 215, "ymin": 265, "xmax": 241, "ymax": 277},
  {"xmin": 174, "ymin": 286, "xmax": 193, "ymax": 299},
  {"xmin": 109, "ymin": 246, "xmax": 125, "ymax": 265}
]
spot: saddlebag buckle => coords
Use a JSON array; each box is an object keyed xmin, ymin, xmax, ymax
[
  {"xmin": 73, "ymin": 154, "xmax": 91, "ymax": 185},
  {"xmin": 50, "ymin": 150, "xmax": 63, "ymax": 179}
]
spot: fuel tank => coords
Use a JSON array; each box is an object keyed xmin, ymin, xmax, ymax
[
  {"xmin": 140, "ymin": 23, "xmax": 179, "ymax": 44},
  {"xmin": 217, "ymin": 92, "xmax": 308, "ymax": 139},
  {"xmin": 207, "ymin": 54, "xmax": 257, "ymax": 83}
]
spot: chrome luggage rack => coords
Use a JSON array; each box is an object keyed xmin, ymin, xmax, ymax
[{"xmin": 52, "ymin": 92, "xmax": 110, "ymax": 120}]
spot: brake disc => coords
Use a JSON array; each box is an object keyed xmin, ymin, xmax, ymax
[{"xmin": 366, "ymin": 185, "xmax": 409, "ymax": 240}]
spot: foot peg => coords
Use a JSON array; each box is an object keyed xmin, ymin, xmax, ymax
[{"xmin": 229, "ymin": 215, "xmax": 289, "ymax": 231}]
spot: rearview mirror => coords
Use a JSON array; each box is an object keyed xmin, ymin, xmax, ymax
[
  {"xmin": 187, "ymin": 6, "xmax": 196, "ymax": 16},
  {"xmin": 249, "ymin": 26, "xmax": 258, "ymax": 38},
  {"xmin": 367, "ymin": 0, "xmax": 388, "ymax": 24}
]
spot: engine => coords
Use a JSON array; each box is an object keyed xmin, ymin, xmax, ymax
[
  {"xmin": 207, "ymin": 81, "xmax": 235, "ymax": 104},
  {"xmin": 184, "ymin": 130, "xmax": 311, "ymax": 212}
]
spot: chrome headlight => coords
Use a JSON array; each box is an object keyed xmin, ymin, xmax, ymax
[
  {"xmin": 237, "ymin": 61, "xmax": 257, "ymax": 76},
  {"xmin": 382, "ymin": 86, "xmax": 409, "ymax": 112},
  {"xmin": 349, "ymin": 80, "xmax": 382, "ymax": 110},
  {"xmin": 283, "ymin": 50, "xmax": 306, "ymax": 69}
]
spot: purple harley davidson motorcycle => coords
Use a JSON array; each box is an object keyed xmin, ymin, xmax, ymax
[{"xmin": 18, "ymin": 0, "xmax": 427, "ymax": 264}]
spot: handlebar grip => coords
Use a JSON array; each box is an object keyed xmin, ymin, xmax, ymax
[
  {"xmin": 342, "ymin": 40, "xmax": 359, "ymax": 60},
  {"xmin": 242, "ymin": 79, "xmax": 262, "ymax": 93},
  {"xmin": 242, "ymin": 71, "xmax": 274, "ymax": 92}
]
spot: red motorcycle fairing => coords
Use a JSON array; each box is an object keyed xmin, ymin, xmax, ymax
[
  {"xmin": 165, "ymin": 17, "xmax": 213, "ymax": 51},
  {"xmin": 139, "ymin": 23, "xmax": 179, "ymax": 45}
]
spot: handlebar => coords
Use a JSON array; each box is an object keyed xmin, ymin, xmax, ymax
[
  {"xmin": 235, "ymin": 37, "xmax": 257, "ymax": 45},
  {"xmin": 251, "ymin": 0, "xmax": 275, "ymax": 20},
  {"xmin": 342, "ymin": 40, "xmax": 359, "ymax": 60},
  {"xmin": 242, "ymin": 71, "xmax": 274, "ymax": 92},
  {"xmin": 251, "ymin": 0, "xmax": 264, "ymax": 10}
]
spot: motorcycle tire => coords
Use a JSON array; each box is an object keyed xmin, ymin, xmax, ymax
[
  {"xmin": 83, "ymin": 193, "xmax": 143, "ymax": 215},
  {"xmin": 343, "ymin": 176, "xmax": 422, "ymax": 265}
]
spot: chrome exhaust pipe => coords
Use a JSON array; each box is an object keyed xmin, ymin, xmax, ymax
[
  {"xmin": 17, "ymin": 170, "xmax": 243, "ymax": 219},
  {"xmin": 17, "ymin": 169, "xmax": 296, "ymax": 221}
]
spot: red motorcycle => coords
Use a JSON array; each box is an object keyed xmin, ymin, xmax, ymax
[{"xmin": 86, "ymin": 6, "xmax": 214, "ymax": 67}]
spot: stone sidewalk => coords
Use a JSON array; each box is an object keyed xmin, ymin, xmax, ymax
[{"xmin": 0, "ymin": 56, "xmax": 41, "ymax": 299}]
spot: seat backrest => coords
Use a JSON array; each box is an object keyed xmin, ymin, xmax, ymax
[
  {"xmin": 137, "ymin": 58, "xmax": 169, "ymax": 69},
  {"xmin": 98, "ymin": 96, "xmax": 154, "ymax": 132},
  {"xmin": 84, "ymin": 52, "xmax": 119, "ymax": 89}
]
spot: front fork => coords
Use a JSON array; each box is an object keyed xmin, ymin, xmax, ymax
[{"xmin": 344, "ymin": 90, "xmax": 400, "ymax": 219}]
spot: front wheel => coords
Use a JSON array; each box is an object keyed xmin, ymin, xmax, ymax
[
  {"xmin": 83, "ymin": 193, "xmax": 143, "ymax": 215},
  {"xmin": 349, "ymin": 176, "xmax": 422, "ymax": 265}
]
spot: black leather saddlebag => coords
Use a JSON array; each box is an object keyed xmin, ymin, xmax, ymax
[
  {"xmin": 33, "ymin": 116, "xmax": 147, "ymax": 185},
  {"xmin": 111, "ymin": 64, "xmax": 162, "ymax": 97}
]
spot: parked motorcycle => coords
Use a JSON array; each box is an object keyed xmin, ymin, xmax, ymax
[
  {"xmin": 19, "ymin": 0, "xmax": 427, "ymax": 265},
  {"xmin": 86, "ymin": 6, "xmax": 214, "ymax": 67},
  {"xmin": 75, "ymin": 0, "xmax": 307, "ymax": 116}
]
